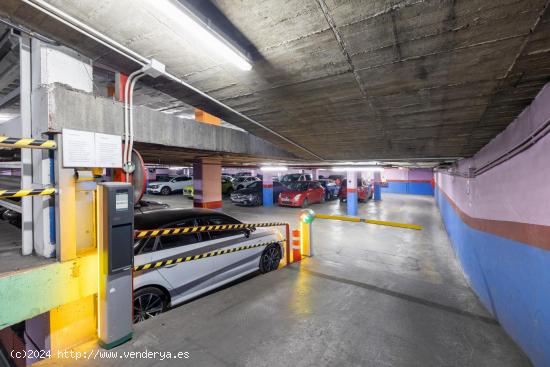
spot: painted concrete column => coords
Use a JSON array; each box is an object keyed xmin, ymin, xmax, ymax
[
  {"xmin": 193, "ymin": 159, "xmax": 222, "ymax": 210},
  {"xmin": 346, "ymin": 170, "xmax": 358, "ymax": 216},
  {"xmin": 312, "ymin": 169, "xmax": 319, "ymax": 180},
  {"xmin": 374, "ymin": 170, "xmax": 382, "ymax": 201},
  {"xmin": 262, "ymin": 171, "xmax": 274, "ymax": 207}
]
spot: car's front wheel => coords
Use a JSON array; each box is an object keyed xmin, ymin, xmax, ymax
[
  {"xmin": 160, "ymin": 186, "xmax": 171, "ymax": 196},
  {"xmin": 133, "ymin": 287, "xmax": 168, "ymax": 323},
  {"xmin": 259, "ymin": 244, "xmax": 281, "ymax": 273}
]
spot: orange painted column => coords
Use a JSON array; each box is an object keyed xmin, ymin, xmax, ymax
[{"xmin": 193, "ymin": 158, "xmax": 222, "ymax": 210}]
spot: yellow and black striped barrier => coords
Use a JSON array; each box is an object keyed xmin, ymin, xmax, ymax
[
  {"xmin": 313, "ymin": 213, "xmax": 423, "ymax": 230},
  {"xmin": 0, "ymin": 136, "xmax": 56, "ymax": 150},
  {"xmin": 134, "ymin": 222, "xmax": 288, "ymax": 239},
  {"xmin": 0, "ymin": 188, "xmax": 56, "ymax": 199},
  {"xmin": 134, "ymin": 240, "xmax": 283, "ymax": 272}
]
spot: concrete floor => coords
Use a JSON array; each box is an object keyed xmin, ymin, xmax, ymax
[{"xmin": 40, "ymin": 193, "xmax": 530, "ymax": 366}]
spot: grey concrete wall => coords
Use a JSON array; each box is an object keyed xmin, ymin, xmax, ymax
[{"xmin": 43, "ymin": 84, "xmax": 297, "ymax": 160}]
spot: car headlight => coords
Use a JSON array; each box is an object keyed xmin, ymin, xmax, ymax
[
  {"xmin": 294, "ymin": 194, "xmax": 301, "ymax": 200},
  {"xmin": 247, "ymin": 194, "xmax": 255, "ymax": 200}
]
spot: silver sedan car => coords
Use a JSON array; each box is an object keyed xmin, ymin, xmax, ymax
[{"xmin": 133, "ymin": 208, "xmax": 284, "ymax": 322}]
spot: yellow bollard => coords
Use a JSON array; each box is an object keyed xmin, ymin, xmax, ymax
[
  {"xmin": 299, "ymin": 209, "xmax": 315, "ymax": 257},
  {"xmin": 300, "ymin": 220, "xmax": 310, "ymax": 257}
]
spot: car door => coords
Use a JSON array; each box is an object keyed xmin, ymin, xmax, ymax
[
  {"xmin": 174, "ymin": 176, "xmax": 188, "ymax": 190},
  {"xmin": 198, "ymin": 216, "xmax": 266, "ymax": 284},
  {"xmin": 148, "ymin": 218, "xmax": 220, "ymax": 304},
  {"xmin": 314, "ymin": 182, "xmax": 324, "ymax": 202}
]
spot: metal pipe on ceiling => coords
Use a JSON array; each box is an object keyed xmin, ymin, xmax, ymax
[{"xmin": 21, "ymin": 0, "xmax": 324, "ymax": 161}]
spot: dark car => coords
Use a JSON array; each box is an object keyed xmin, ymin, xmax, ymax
[
  {"xmin": 328, "ymin": 175, "xmax": 345, "ymax": 184},
  {"xmin": 339, "ymin": 178, "xmax": 373, "ymax": 202},
  {"xmin": 134, "ymin": 200, "xmax": 170, "ymax": 214},
  {"xmin": 230, "ymin": 181, "xmax": 287, "ymax": 206},
  {"xmin": 319, "ymin": 179, "xmax": 340, "ymax": 200}
]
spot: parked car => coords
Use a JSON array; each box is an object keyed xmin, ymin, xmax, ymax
[
  {"xmin": 222, "ymin": 176, "xmax": 234, "ymax": 195},
  {"xmin": 147, "ymin": 176, "xmax": 192, "ymax": 195},
  {"xmin": 279, "ymin": 173, "xmax": 312, "ymax": 183},
  {"xmin": 232, "ymin": 176, "xmax": 261, "ymax": 190},
  {"xmin": 183, "ymin": 184, "xmax": 194, "ymax": 199},
  {"xmin": 183, "ymin": 176, "xmax": 234, "ymax": 199},
  {"xmin": 339, "ymin": 178, "xmax": 373, "ymax": 202},
  {"xmin": 234, "ymin": 172, "xmax": 252, "ymax": 177},
  {"xmin": 134, "ymin": 200, "xmax": 170, "ymax": 214},
  {"xmin": 278, "ymin": 181, "xmax": 325, "ymax": 208},
  {"xmin": 319, "ymin": 179, "xmax": 340, "ymax": 200},
  {"xmin": 328, "ymin": 175, "xmax": 344, "ymax": 185},
  {"xmin": 230, "ymin": 181, "xmax": 288, "ymax": 206},
  {"xmin": 133, "ymin": 208, "xmax": 283, "ymax": 322}
]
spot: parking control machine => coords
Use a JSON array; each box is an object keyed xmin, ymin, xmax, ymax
[{"xmin": 97, "ymin": 182, "xmax": 134, "ymax": 349}]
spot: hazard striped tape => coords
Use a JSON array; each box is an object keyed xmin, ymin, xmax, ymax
[
  {"xmin": 133, "ymin": 240, "xmax": 283, "ymax": 272},
  {"xmin": 0, "ymin": 136, "xmax": 56, "ymax": 149},
  {"xmin": 0, "ymin": 188, "xmax": 56, "ymax": 199},
  {"xmin": 134, "ymin": 222, "xmax": 287, "ymax": 239}
]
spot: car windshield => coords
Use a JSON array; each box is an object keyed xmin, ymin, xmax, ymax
[
  {"xmin": 287, "ymin": 182, "xmax": 309, "ymax": 191},
  {"xmin": 281, "ymin": 174, "xmax": 300, "ymax": 182}
]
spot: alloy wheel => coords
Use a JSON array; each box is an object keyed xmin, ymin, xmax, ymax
[
  {"xmin": 261, "ymin": 246, "xmax": 281, "ymax": 272},
  {"xmin": 133, "ymin": 293, "xmax": 164, "ymax": 323}
]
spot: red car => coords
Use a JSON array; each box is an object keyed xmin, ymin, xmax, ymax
[
  {"xmin": 339, "ymin": 178, "xmax": 373, "ymax": 202},
  {"xmin": 278, "ymin": 181, "xmax": 325, "ymax": 208}
]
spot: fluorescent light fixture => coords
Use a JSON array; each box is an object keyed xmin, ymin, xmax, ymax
[
  {"xmin": 151, "ymin": 0, "xmax": 252, "ymax": 71},
  {"xmin": 332, "ymin": 167, "xmax": 384, "ymax": 172},
  {"xmin": 261, "ymin": 166, "xmax": 288, "ymax": 172}
]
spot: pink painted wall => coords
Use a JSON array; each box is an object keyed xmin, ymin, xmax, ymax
[
  {"xmin": 436, "ymin": 82, "xmax": 550, "ymax": 226},
  {"xmin": 434, "ymin": 82, "xmax": 550, "ymax": 366},
  {"xmin": 383, "ymin": 168, "xmax": 407, "ymax": 180},
  {"xmin": 383, "ymin": 168, "xmax": 433, "ymax": 181}
]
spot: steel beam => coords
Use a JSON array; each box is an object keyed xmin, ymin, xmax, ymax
[{"xmin": 19, "ymin": 34, "xmax": 33, "ymax": 256}]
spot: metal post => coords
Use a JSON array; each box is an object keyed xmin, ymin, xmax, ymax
[
  {"xmin": 299, "ymin": 220, "xmax": 312, "ymax": 257},
  {"xmin": 20, "ymin": 34, "xmax": 33, "ymax": 255},
  {"xmin": 299, "ymin": 209, "xmax": 315, "ymax": 257},
  {"xmin": 54, "ymin": 136, "xmax": 77, "ymax": 261},
  {"xmin": 285, "ymin": 224, "xmax": 290, "ymax": 264}
]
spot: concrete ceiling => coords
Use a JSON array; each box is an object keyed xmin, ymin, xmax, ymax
[{"xmin": 1, "ymin": 0, "xmax": 549, "ymax": 162}]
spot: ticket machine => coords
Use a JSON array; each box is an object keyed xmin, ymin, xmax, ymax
[{"xmin": 97, "ymin": 182, "xmax": 134, "ymax": 349}]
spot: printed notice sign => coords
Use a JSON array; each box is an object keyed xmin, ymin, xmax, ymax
[
  {"xmin": 62, "ymin": 129, "xmax": 122, "ymax": 168},
  {"xmin": 95, "ymin": 133, "xmax": 122, "ymax": 168},
  {"xmin": 62, "ymin": 129, "xmax": 95, "ymax": 167}
]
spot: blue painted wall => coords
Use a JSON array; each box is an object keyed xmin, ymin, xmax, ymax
[
  {"xmin": 382, "ymin": 182, "xmax": 434, "ymax": 195},
  {"xmin": 436, "ymin": 188, "xmax": 550, "ymax": 367}
]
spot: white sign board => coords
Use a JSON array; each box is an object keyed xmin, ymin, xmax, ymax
[
  {"xmin": 95, "ymin": 133, "xmax": 123, "ymax": 168},
  {"xmin": 62, "ymin": 128, "xmax": 122, "ymax": 168},
  {"xmin": 62, "ymin": 129, "xmax": 95, "ymax": 167}
]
